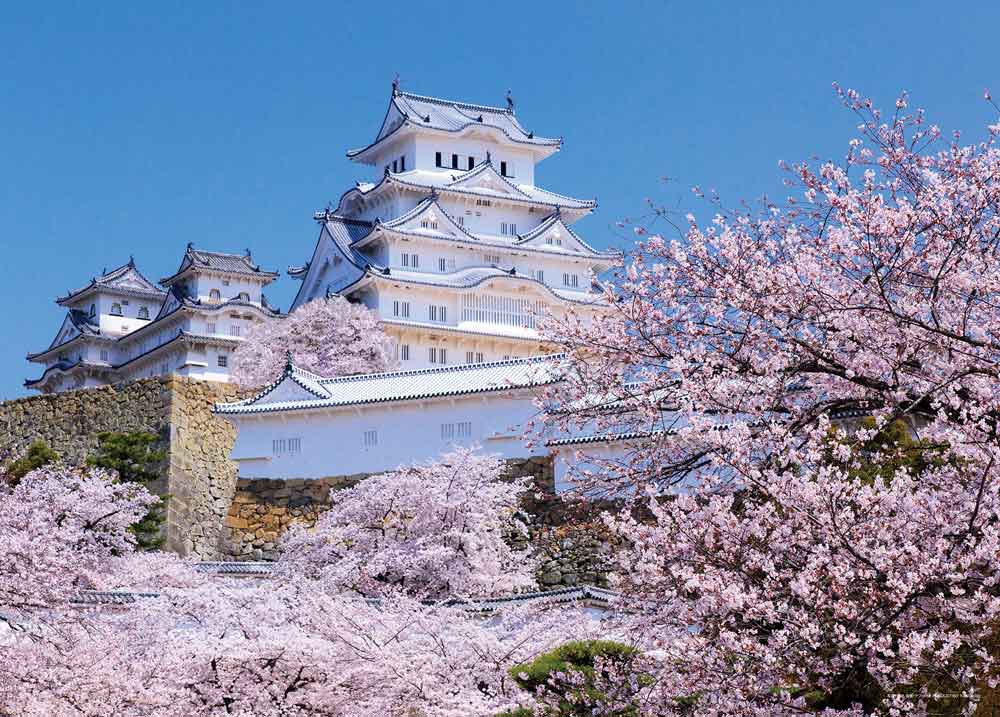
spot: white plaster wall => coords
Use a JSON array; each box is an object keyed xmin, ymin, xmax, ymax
[
  {"xmin": 383, "ymin": 324, "xmax": 540, "ymax": 370},
  {"xmin": 379, "ymin": 236, "xmax": 598, "ymax": 290},
  {"xmin": 227, "ymin": 391, "xmax": 546, "ymax": 479},
  {"xmin": 410, "ymin": 135, "xmax": 537, "ymax": 186},
  {"xmin": 187, "ymin": 273, "xmax": 269, "ymax": 305},
  {"xmin": 94, "ymin": 294, "xmax": 157, "ymax": 337}
]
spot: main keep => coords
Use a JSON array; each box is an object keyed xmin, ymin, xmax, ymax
[{"xmin": 288, "ymin": 84, "xmax": 616, "ymax": 367}]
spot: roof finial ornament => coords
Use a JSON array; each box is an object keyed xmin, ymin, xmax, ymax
[
  {"xmin": 128, "ymin": 255, "xmax": 135, "ymax": 267},
  {"xmin": 392, "ymin": 73, "xmax": 401, "ymax": 96},
  {"xmin": 284, "ymin": 350, "xmax": 294, "ymax": 373},
  {"xmin": 506, "ymin": 89, "xmax": 515, "ymax": 113},
  {"xmin": 429, "ymin": 187, "xmax": 439, "ymax": 200},
  {"xmin": 486, "ymin": 150, "xmax": 491, "ymax": 163},
  {"xmin": 186, "ymin": 241, "xmax": 194, "ymax": 251},
  {"xmin": 245, "ymin": 247, "xmax": 252, "ymax": 259}
]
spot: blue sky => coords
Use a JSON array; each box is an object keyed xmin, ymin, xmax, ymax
[{"xmin": 2, "ymin": 1, "xmax": 998, "ymax": 399}]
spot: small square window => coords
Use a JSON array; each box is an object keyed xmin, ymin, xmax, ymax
[{"xmin": 217, "ymin": 355, "xmax": 228, "ymax": 368}]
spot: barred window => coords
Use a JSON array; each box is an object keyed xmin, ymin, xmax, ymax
[
  {"xmin": 461, "ymin": 294, "xmax": 546, "ymax": 329},
  {"xmin": 363, "ymin": 430, "xmax": 378, "ymax": 449},
  {"xmin": 429, "ymin": 305, "xmax": 447, "ymax": 323}
]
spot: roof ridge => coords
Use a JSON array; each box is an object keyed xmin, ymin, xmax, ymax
[
  {"xmin": 191, "ymin": 248, "xmax": 255, "ymax": 259},
  {"xmin": 398, "ymin": 90, "xmax": 511, "ymax": 115},
  {"xmin": 318, "ymin": 353, "xmax": 562, "ymax": 385}
]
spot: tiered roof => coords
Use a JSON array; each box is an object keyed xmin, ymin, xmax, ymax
[
  {"xmin": 347, "ymin": 88, "xmax": 561, "ymax": 163},
  {"xmin": 334, "ymin": 160, "xmax": 596, "ymax": 217},
  {"xmin": 56, "ymin": 258, "xmax": 165, "ymax": 306},
  {"xmin": 160, "ymin": 244, "xmax": 279, "ymax": 286}
]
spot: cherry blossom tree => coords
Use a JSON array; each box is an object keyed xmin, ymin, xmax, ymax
[
  {"xmin": 0, "ymin": 464, "xmax": 173, "ymax": 716},
  {"xmin": 0, "ymin": 464, "xmax": 158, "ymax": 613},
  {"xmin": 231, "ymin": 295, "xmax": 395, "ymax": 387},
  {"xmin": 0, "ymin": 454, "xmax": 596, "ymax": 716},
  {"xmin": 279, "ymin": 447, "xmax": 537, "ymax": 599},
  {"xmin": 541, "ymin": 90, "xmax": 1000, "ymax": 714}
]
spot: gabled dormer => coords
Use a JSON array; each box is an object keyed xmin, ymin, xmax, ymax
[
  {"xmin": 446, "ymin": 159, "xmax": 532, "ymax": 199},
  {"xmin": 241, "ymin": 359, "xmax": 333, "ymax": 407},
  {"xmin": 517, "ymin": 212, "xmax": 615, "ymax": 262},
  {"xmin": 56, "ymin": 257, "xmax": 165, "ymax": 309},
  {"xmin": 378, "ymin": 195, "xmax": 476, "ymax": 240}
]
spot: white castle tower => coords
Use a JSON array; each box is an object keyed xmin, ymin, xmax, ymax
[
  {"xmin": 26, "ymin": 245, "xmax": 279, "ymax": 393},
  {"xmin": 289, "ymin": 83, "xmax": 617, "ymax": 367}
]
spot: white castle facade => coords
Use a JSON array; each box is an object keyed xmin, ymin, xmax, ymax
[
  {"xmin": 27, "ymin": 246, "xmax": 280, "ymax": 393},
  {"xmin": 287, "ymin": 85, "xmax": 616, "ymax": 367},
  {"xmin": 29, "ymin": 84, "xmax": 629, "ymax": 484},
  {"xmin": 217, "ymin": 85, "xmax": 623, "ymax": 482}
]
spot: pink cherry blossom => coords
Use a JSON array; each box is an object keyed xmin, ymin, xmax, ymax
[
  {"xmin": 231, "ymin": 295, "xmax": 395, "ymax": 388},
  {"xmin": 541, "ymin": 91, "xmax": 1000, "ymax": 715}
]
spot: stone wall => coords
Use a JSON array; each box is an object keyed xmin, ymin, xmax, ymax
[
  {"xmin": 165, "ymin": 379, "xmax": 245, "ymax": 558},
  {"xmin": 0, "ymin": 382, "xmax": 616, "ymax": 578},
  {"xmin": 0, "ymin": 378, "xmax": 244, "ymax": 559},
  {"xmin": 220, "ymin": 455, "xmax": 617, "ymax": 588},
  {"xmin": 223, "ymin": 475, "xmax": 367, "ymax": 560},
  {"xmin": 0, "ymin": 379, "xmax": 174, "ymax": 465}
]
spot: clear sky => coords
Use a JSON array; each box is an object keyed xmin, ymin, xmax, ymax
[{"xmin": 2, "ymin": 1, "xmax": 998, "ymax": 400}]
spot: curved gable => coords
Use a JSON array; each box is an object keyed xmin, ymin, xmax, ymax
[{"xmin": 446, "ymin": 162, "xmax": 529, "ymax": 198}]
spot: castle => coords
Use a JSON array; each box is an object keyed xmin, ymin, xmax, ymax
[
  {"xmin": 26, "ymin": 246, "xmax": 279, "ymax": 393},
  {"xmin": 28, "ymin": 84, "xmax": 626, "ymax": 485},
  {"xmin": 29, "ymin": 84, "xmax": 612, "ymax": 390},
  {"xmin": 287, "ymin": 83, "xmax": 616, "ymax": 367}
]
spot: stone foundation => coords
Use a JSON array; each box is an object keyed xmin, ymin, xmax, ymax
[
  {"xmin": 222, "ymin": 475, "xmax": 367, "ymax": 560},
  {"xmin": 0, "ymin": 378, "xmax": 245, "ymax": 558},
  {"xmin": 1, "ymin": 383, "xmax": 618, "ymax": 578},
  {"xmin": 220, "ymin": 455, "xmax": 618, "ymax": 587}
]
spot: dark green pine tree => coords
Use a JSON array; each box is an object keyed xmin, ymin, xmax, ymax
[
  {"xmin": 5, "ymin": 440, "xmax": 59, "ymax": 485},
  {"xmin": 86, "ymin": 431, "xmax": 168, "ymax": 550}
]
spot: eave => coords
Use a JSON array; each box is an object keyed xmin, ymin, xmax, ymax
[
  {"xmin": 333, "ymin": 172, "xmax": 595, "ymax": 220},
  {"xmin": 346, "ymin": 119, "xmax": 561, "ymax": 166}
]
